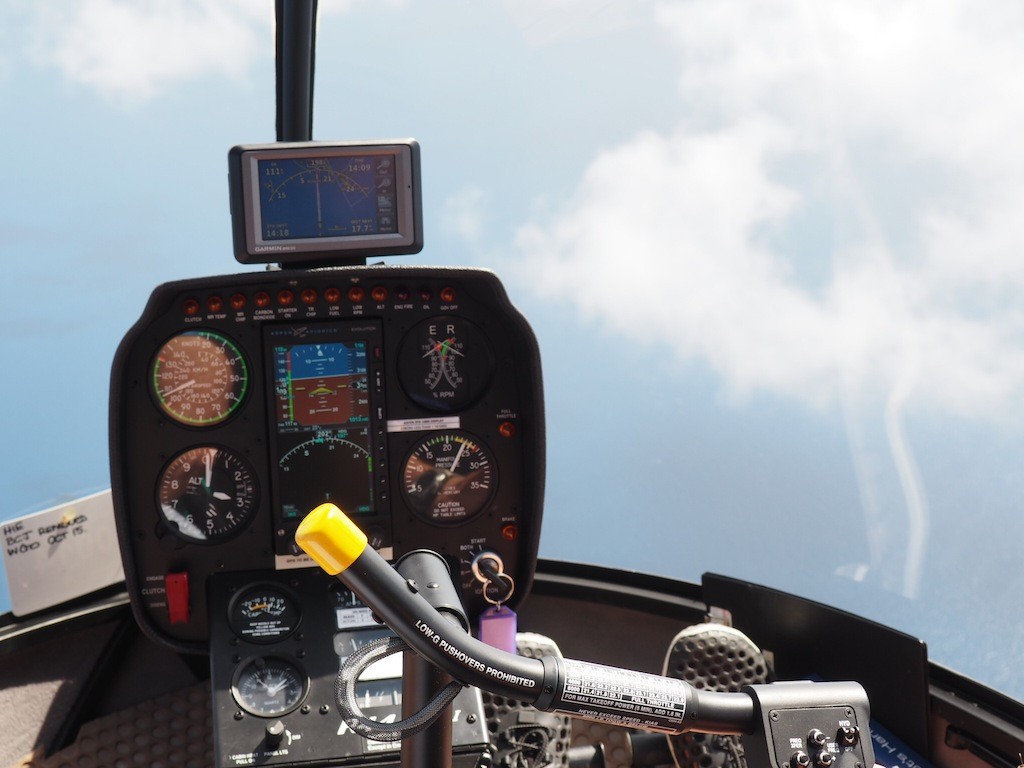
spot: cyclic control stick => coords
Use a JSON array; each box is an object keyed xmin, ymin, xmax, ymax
[
  {"xmin": 296, "ymin": 504, "xmax": 877, "ymax": 768},
  {"xmin": 297, "ymin": 502, "xmax": 759, "ymax": 736}
]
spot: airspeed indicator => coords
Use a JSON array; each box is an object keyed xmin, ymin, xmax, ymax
[{"xmin": 151, "ymin": 330, "xmax": 248, "ymax": 426}]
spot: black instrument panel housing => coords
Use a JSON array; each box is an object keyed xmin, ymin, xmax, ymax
[{"xmin": 110, "ymin": 266, "xmax": 545, "ymax": 653}]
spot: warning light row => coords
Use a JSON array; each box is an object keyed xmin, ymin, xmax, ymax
[{"xmin": 182, "ymin": 285, "xmax": 458, "ymax": 316}]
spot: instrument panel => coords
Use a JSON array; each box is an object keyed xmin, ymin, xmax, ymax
[
  {"xmin": 205, "ymin": 568, "xmax": 491, "ymax": 766},
  {"xmin": 110, "ymin": 265, "xmax": 544, "ymax": 653}
]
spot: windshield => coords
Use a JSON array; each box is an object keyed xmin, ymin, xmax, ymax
[{"xmin": 3, "ymin": 1, "xmax": 1023, "ymax": 701}]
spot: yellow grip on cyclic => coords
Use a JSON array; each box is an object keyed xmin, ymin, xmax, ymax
[{"xmin": 295, "ymin": 503, "xmax": 368, "ymax": 575}]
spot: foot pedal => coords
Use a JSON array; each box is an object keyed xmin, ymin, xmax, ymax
[
  {"xmin": 481, "ymin": 632, "xmax": 572, "ymax": 768},
  {"xmin": 662, "ymin": 623, "xmax": 769, "ymax": 768}
]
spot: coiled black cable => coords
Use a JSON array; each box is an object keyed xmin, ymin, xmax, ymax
[{"xmin": 336, "ymin": 635, "xmax": 465, "ymax": 741}]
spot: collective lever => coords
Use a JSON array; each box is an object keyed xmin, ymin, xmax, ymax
[{"xmin": 294, "ymin": 502, "xmax": 874, "ymax": 756}]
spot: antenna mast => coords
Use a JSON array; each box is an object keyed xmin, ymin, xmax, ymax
[{"xmin": 275, "ymin": 0, "xmax": 318, "ymax": 142}]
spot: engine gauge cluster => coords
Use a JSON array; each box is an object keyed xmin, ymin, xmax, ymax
[{"xmin": 110, "ymin": 266, "xmax": 544, "ymax": 653}]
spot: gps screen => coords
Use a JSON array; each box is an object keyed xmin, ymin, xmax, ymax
[
  {"xmin": 230, "ymin": 141, "xmax": 422, "ymax": 265},
  {"xmin": 257, "ymin": 154, "xmax": 398, "ymax": 241}
]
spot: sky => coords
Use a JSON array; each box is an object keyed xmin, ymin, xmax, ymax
[{"xmin": 3, "ymin": 0, "xmax": 1024, "ymax": 698}]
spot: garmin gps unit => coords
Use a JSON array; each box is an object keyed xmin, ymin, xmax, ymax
[{"xmin": 228, "ymin": 140, "xmax": 423, "ymax": 265}]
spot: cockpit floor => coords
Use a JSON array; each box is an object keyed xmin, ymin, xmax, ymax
[{"xmin": 29, "ymin": 681, "xmax": 212, "ymax": 768}]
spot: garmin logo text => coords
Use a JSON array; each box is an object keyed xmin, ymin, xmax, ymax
[{"xmin": 254, "ymin": 245, "xmax": 295, "ymax": 252}]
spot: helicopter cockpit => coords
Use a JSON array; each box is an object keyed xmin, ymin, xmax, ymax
[
  {"xmin": 5, "ymin": 4, "xmax": 1024, "ymax": 768},
  {"xmin": 107, "ymin": 136, "xmax": 881, "ymax": 768}
]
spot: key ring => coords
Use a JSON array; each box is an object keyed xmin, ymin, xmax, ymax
[{"xmin": 483, "ymin": 571, "xmax": 515, "ymax": 606}]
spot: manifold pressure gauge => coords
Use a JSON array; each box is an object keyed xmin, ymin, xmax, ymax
[{"xmin": 401, "ymin": 431, "xmax": 496, "ymax": 525}]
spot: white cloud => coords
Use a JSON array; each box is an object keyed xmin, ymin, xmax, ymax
[
  {"xmin": 25, "ymin": 0, "xmax": 267, "ymax": 101},
  {"xmin": 513, "ymin": 0, "xmax": 1024, "ymax": 421},
  {"xmin": 441, "ymin": 186, "xmax": 489, "ymax": 247},
  {"xmin": 507, "ymin": 0, "xmax": 1024, "ymax": 598},
  {"xmin": 502, "ymin": 0, "xmax": 656, "ymax": 45},
  {"xmin": 17, "ymin": 0, "xmax": 391, "ymax": 102}
]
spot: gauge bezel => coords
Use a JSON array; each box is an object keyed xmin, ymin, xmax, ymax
[
  {"xmin": 230, "ymin": 654, "xmax": 310, "ymax": 718},
  {"xmin": 150, "ymin": 328, "xmax": 251, "ymax": 427},
  {"xmin": 227, "ymin": 582, "xmax": 303, "ymax": 644},
  {"xmin": 155, "ymin": 444, "xmax": 259, "ymax": 545}
]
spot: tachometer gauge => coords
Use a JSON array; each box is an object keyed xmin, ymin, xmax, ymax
[
  {"xmin": 396, "ymin": 316, "xmax": 493, "ymax": 411},
  {"xmin": 232, "ymin": 656, "xmax": 308, "ymax": 717},
  {"xmin": 157, "ymin": 446, "xmax": 257, "ymax": 543},
  {"xmin": 229, "ymin": 585, "xmax": 301, "ymax": 643},
  {"xmin": 152, "ymin": 330, "xmax": 249, "ymax": 426},
  {"xmin": 400, "ymin": 431, "xmax": 497, "ymax": 525}
]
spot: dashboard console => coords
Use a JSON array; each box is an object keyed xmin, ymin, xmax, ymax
[{"xmin": 109, "ymin": 266, "xmax": 544, "ymax": 764}]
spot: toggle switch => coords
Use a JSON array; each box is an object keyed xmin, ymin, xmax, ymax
[
  {"xmin": 838, "ymin": 726, "xmax": 860, "ymax": 746},
  {"xmin": 165, "ymin": 572, "xmax": 189, "ymax": 624}
]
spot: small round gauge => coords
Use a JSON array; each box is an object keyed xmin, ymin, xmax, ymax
[
  {"xmin": 232, "ymin": 656, "xmax": 308, "ymax": 717},
  {"xmin": 397, "ymin": 316, "xmax": 493, "ymax": 412},
  {"xmin": 229, "ymin": 585, "xmax": 301, "ymax": 643},
  {"xmin": 151, "ymin": 330, "xmax": 249, "ymax": 426},
  {"xmin": 277, "ymin": 432, "xmax": 373, "ymax": 520},
  {"xmin": 157, "ymin": 446, "xmax": 257, "ymax": 543},
  {"xmin": 400, "ymin": 431, "xmax": 497, "ymax": 525}
]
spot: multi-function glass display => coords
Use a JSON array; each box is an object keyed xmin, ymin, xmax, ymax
[{"xmin": 265, "ymin": 321, "xmax": 386, "ymax": 566}]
